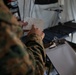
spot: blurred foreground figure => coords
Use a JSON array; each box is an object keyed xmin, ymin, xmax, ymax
[{"xmin": 0, "ymin": 0, "xmax": 45, "ymax": 75}]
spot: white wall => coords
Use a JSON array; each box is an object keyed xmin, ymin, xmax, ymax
[
  {"xmin": 18, "ymin": 0, "xmax": 60, "ymax": 29},
  {"xmin": 18, "ymin": 0, "xmax": 76, "ymax": 24}
]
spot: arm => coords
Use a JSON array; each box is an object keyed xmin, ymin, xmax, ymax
[
  {"xmin": 26, "ymin": 25, "xmax": 46, "ymax": 75},
  {"xmin": 0, "ymin": 1, "xmax": 46, "ymax": 74},
  {"xmin": 26, "ymin": 34, "xmax": 46, "ymax": 75}
]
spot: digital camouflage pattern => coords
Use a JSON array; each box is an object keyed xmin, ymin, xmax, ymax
[{"xmin": 0, "ymin": 0, "xmax": 46, "ymax": 75}]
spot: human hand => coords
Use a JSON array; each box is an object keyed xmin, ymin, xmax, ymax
[
  {"xmin": 27, "ymin": 25, "xmax": 45, "ymax": 40},
  {"xmin": 19, "ymin": 21, "xmax": 28, "ymax": 27},
  {"xmin": 19, "ymin": 21, "xmax": 29, "ymax": 32}
]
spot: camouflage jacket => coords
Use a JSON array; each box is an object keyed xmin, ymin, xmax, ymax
[{"xmin": 0, "ymin": 0, "xmax": 46, "ymax": 75}]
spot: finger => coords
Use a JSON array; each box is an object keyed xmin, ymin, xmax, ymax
[
  {"xmin": 24, "ymin": 21, "xmax": 28, "ymax": 25},
  {"xmin": 32, "ymin": 25, "xmax": 35, "ymax": 29},
  {"xmin": 41, "ymin": 32, "xmax": 45, "ymax": 39},
  {"xmin": 22, "ymin": 22, "xmax": 28, "ymax": 27}
]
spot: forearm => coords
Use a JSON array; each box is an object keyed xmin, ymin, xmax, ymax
[{"xmin": 26, "ymin": 34, "xmax": 46, "ymax": 75}]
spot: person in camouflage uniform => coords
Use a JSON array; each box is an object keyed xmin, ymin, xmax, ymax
[{"xmin": 0, "ymin": 0, "xmax": 46, "ymax": 75}]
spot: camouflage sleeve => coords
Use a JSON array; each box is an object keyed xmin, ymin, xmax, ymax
[
  {"xmin": 0, "ymin": 27, "xmax": 35, "ymax": 75},
  {"xmin": 25, "ymin": 34, "xmax": 46, "ymax": 75},
  {"xmin": 0, "ymin": 28, "xmax": 45, "ymax": 75},
  {"xmin": 0, "ymin": 0, "xmax": 46, "ymax": 75}
]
